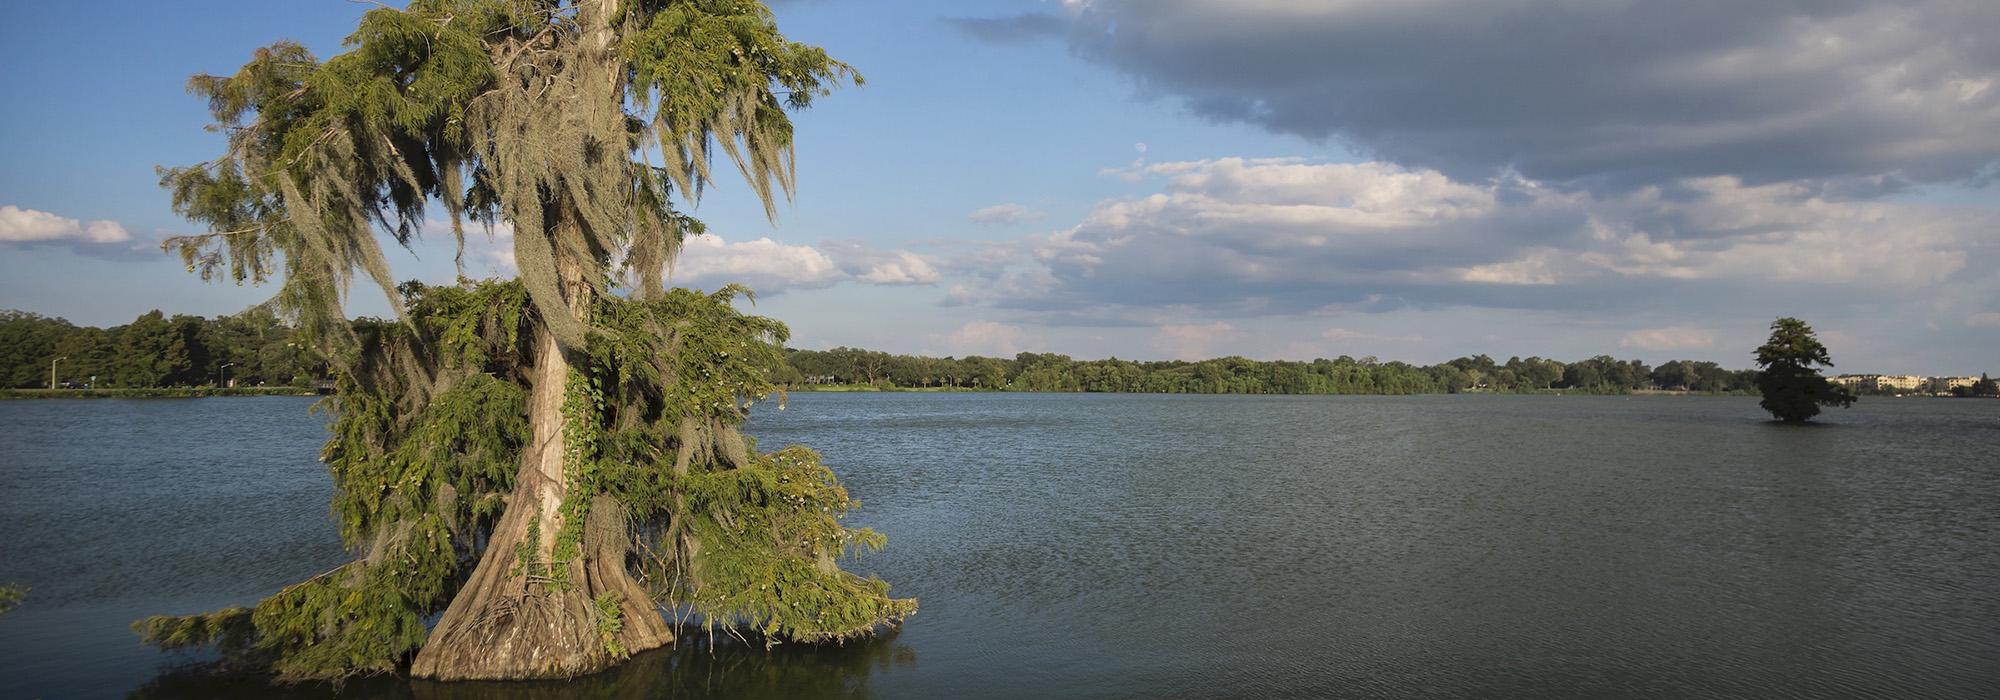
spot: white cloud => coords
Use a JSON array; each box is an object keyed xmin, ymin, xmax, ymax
[
  {"xmin": 423, "ymin": 224, "xmax": 943, "ymax": 295},
  {"xmin": 943, "ymin": 157, "xmax": 1995, "ymax": 329},
  {"xmin": 672, "ymin": 234, "xmax": 845, "ymax": 294},
  {"xmin": 968, "ymin": 203, "xmax": 1041, "ymax": 225},
  {"xmin": 1137, "ymin": 157, "xmax": 1496, "ymax": 223},
  {"xmin": 445, "ymin": 219, "xmax": 517, "ymax": 276},
  {"xmin": 1967, "ymin": 312, "xmax": 2000, "ymax": 329},
  {"xmin": 856, "ymin": 250, "xmax": 941, "ymax": 285},
  {"xmin": 0, "ymin": 205, "xmax": 131, "ymax": 244},
  {"xmin": 1150, "ymin": 321, "xmax": 1237, "ymax": 360},
  {"xmin": 1574, "ymin": 177, "xmax": 1974, "ymax": 289},
  {"xmin": 1458, "ymin": 252, "xmax": 1560, "ymax": 286},
  {"xmin": 1269, "ymin": 325, "xmax": 1428, "ymax": 360},
  {"xmin": 83, "ymin": 221, "xmax": 130, "ymax": 243},
  {"xmin": 942, "ymin": 320, "xmax": 1032, "ymax": 356},
  {"xmin": 668, "ymin": 235, "xmax": 947, "ymax": 294},
  {"xmin": 1619, "ymin": 326, "xmax": 1718, "ymax": 352}
]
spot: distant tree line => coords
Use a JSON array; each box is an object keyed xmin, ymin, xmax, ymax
[
  {"xmin": 0, "ymin": 308, "xmax": 323, "ymax": 389},
  {"xmin": 26, "ymin": 308, "xmax": 1978, "ymax": 398},
  {"xmin": 1952, "ymin": 374, "xmax": 2000, "ymax": 398},
  {"xmin": 777, "ymin": 347, "xmax": 1764, "ymax": 395}
]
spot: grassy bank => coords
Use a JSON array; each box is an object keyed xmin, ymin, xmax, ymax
[{"xmin": 0, "ymin": 386, "xmax": 326, "ymax": 400}]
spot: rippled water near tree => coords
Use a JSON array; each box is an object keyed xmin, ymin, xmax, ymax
[{"xmin": 1, "ymin": 393, "xmax": 1996, "ymax": 698}]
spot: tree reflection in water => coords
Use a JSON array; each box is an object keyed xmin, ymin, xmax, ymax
[{"xmin": 130, "ymin": 630, "xmax": 915, "ymax": 700}]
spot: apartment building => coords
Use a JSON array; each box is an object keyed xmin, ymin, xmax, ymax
[
  {"xmin": 1930, "ymin": 376, "xmax": 1979, "ymax": 392},
  {"xmin": 1869, "ymin": 375, "xmax": 1927, "ymax": 392}
]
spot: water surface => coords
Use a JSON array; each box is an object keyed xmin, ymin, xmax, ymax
[{"xmin": 1, "ymin": 394, "xmax": 1996, "ymax": 698}]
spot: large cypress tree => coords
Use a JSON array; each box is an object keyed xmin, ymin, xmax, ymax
[
  {"xmin": 1753, "ymin": 317, "xmax": 1856, "ymax": 423},
  {"xmin": 134, "ymin": 0, "xmax": 912, "ymax": 682}
]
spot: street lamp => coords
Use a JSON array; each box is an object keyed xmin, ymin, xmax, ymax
[
  {"xmin": 50, "ymin": 356, "xmax": 66, "ymax": 390},
  {"xmin": 219, "ymin": 362, "xmax": 236, "ymax": 388}
]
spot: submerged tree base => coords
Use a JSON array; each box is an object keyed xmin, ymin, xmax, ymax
[
  {"xmin": 136, "ymin": 281, "xmax": 913, "ymax": 682},
  {"xmin": 136, "ymin": 0, "xmax": 899, "ymax": 681}
]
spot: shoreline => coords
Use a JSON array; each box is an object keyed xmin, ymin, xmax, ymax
[
  {"xmin": 0, "ymin": 387, "xmax": 328, "ymax": 400},
  {"xmin": 6, "ymin": 386, "xmax": 1984, "ymax": 400},
  {"xmin": 783, "ymin": 384, "xmax": 1756, "ymax": 397}
]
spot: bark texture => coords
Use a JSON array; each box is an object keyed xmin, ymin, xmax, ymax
[
  {"xmin": 412, "ymin": 241, "xmax": 669, "ymax": 681},
  {"xmin": 411, "ymin": 332, "xmax": 670, "ymax": 681},
  {"xmin": 141, "ymin": 0, "xmax": 904, "ymax": 681}
]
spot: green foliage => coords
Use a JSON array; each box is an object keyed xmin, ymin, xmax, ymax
[
  {"xmin": 134, "ymin": 280, "xmax": 909, "ymax": 678},
  {"xmin": 5, "ymin": 307, "xmax": 1789, "ymax": 398},
  {"xmin": 0, "ymin": 311, "xmax": 73, "ymax": 388},
  {"xmin": 513, "ymin": 515, "xmax": 546, "ymax": 581},
  {"xmin": 782, "ymin": 348, "xmax": 1762, "ymax": 396},
  {"xmin": 624, "ymin": 0, "xmax": 858, "ymax": 215},
  {"xmin": 1754, "ymin": 317, "xmax": 1856, "ymax": 423},
  {"xmin": 675, "ymin": 446, "xmax": 915, "ymax": 645},
  {"xmin": 584, "ymin": 285, "xmax": 913, "ymax": 644},
  {"xmin": 138, "ymin": 280, "xmax": 533, "ymax": 680},
  {"xmin": 0, "ymin": 306, "xmax": 323, "ymax": 390},
  {"xmin": 0, "ymin": 583, "xmax": 26, "ymax": 615},
  {"xmin": 155, "ymin": 0, "xmax": 860, "ymax": 353},
  {"xmin": 114, "ymin": 311, "xmax": 190, "ymax": 387},
  {"xmin": 0, "ymin": 387, "xmax": 317, "ymax": 400},
  {"xmin": 138, "ymin": 0, "xmax": 897, "ymax": 681},
  {"xmin": 134, "ymin": 608, "xmax": 256, "ymax": 656},
  {"xmin": 594, "ymin": 592, "xmax": 629, "ymax": 659}
]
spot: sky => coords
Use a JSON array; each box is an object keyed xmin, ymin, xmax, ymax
[{"xmin": 2, "ymin": 0, "xmax": 1997, "ymax": 374}]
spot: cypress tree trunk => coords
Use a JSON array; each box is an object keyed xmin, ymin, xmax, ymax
[
  {"xmin": 140, "ymin": 0, "xmax": 907, "ymax": 681},
  {"xmin": 411, "ymin": 3, "xmax": 673, "ymax": 678},
  {"xmin": 411, "ymin": 248, "xmax": 671, "ymax": 681}
]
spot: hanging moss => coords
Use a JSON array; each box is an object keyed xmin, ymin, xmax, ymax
[
  {"xmin": 583, "ymin": 285, "xmax": 914, "ymax": 645},
  {"xmin": 138, "ymin": 281, "xmax": 534, "ymax": 681},
  {"xmin": 142, "ymin": 0, "xmax": 900, "ymax": 681},
  {"xmin": 137, "ymin": 280, "xmax": 910, "ymax": 679}
]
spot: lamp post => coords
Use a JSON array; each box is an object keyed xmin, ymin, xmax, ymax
[
  {"xmin": 219, "ymin": 362, "xmax": 236, "ymax": 388},
  {"xmin": 51, "ymin": 356, "xmax": 66, "ymax": 391}
]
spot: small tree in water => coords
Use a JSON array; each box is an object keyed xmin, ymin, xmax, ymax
[
  {"xmin": 1753, "ymin": 317, "xmax": 1856, "ymax": 423},
  {"xmin": 132, "ymin": 0, "xmax": 911, "ymax": 682}
]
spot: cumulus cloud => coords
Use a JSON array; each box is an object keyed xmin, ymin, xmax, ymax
[
  {"xmin": 1008, "ymin": 0, "xmax": 2000, "ymax": 189},
  {"xmin": 856, "ymin": 250, "xmax": 941, "ymax": 285},
  {"xmin": 658, "ymin": 235, "xmax": 946, "ymax": 295},
  {"xmin": 1150, "ymin": 321, "xmax": 1238, "ymax": 360},
  {"xmin": 411, "ymin": 222, "xmax": 946, "ymax": 295},
  {"xmin": 942, "ymin": 320, "xmax": 1034, "ymax": 356},
  {"xmin": 1456, "ymin": 252, "xmax": 1560, "ymax": 286},
  {"xmin": 423, "ymin": 219, "xmax": 518, "ymax": 276},
  {"xmin": 968, "ymin": 203, "xmax": 1042, "ymax": 226},
  {"xmin": 0, "ymin": 205, "xmax": 131, "ymax": 244},
  {"xmin": 941, "ymin": 157, "xmax": 1998, "ymax": 334},
  {"xmin": 83, "ymin": 221, "xmax": 131, "ymax": 243},
  {"xmin": 818, "ymin": 239, "xmax": 944, "ymax": 286},
  {"xmin": 1620, "ymin": 326, "xmax": 1719, "ymax": 352},
  {"xmin": 671, "ymin": 234, "xmax": 845, "ymax": 294}
]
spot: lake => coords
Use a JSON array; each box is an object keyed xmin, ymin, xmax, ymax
[{"xmin": 1, "ymin": 393, "xmax": 1996, "ymax": 698}]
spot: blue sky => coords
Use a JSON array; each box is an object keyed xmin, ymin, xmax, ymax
[{"xmin": 3, "ymin": 0, "xmax": 1997, "ymax": 374}]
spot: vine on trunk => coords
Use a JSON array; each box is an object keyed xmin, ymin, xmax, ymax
[
  {"xmin": 136, "ymin": 281, "xmax": 912, "ymax": 680},
  {"xmin": 134, "ymin": 0, "xmax": 904, "ymax": 682}
]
